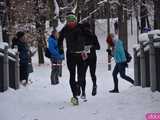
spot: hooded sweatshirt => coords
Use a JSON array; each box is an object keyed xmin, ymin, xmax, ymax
[{"xmin": 112, "ymin": 35, "xmax": 126, "ymax": 63}]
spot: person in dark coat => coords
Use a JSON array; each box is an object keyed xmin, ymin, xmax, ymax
[
  {"xmin": 58, "ymin": 12, "xmax": 87, "ymax": 105},
  {"xmin": 81, "ymin": 22, "xmax": 100, "ymax": 98},
  {"xmin": 12, "ymin": 31, "xmax": 29, "ymax": 85}
]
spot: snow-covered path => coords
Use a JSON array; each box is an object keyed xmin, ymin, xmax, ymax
[
  {"xmin": 0, "ymin": 56, "xmax": 160, "ymax": 120},
  {"xmin": 0, "ymin": 19, "xmax": 160, "ymax": 120}
]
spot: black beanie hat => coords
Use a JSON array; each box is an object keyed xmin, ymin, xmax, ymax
[{"xmin": 16, "ymin": 31, "xmax": 25, "ymax": 39}]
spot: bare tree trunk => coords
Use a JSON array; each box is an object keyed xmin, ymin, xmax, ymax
[
  {"xmin": 75, "ymin": 0, "xmax": 85, "ymax": 22},
  {"xmin": 106, "ymin": 1, "xmax": 111, "ymax": 71},
  {"xmin": 130, "ymin": 0, "xmax": 133, "ymax": 35},
  {"xmin": 118, "ymin": 0, "xmax": 128, "ymax": 50},
  {"xmin": 154, "ymin": 0, "xmax": 160, "ymax": 29},
  {"xmin": 140, "ymin": 0, "xmax": 146, "ymax": 33},
  {"xmin": 57, "ymin": 0, "xmax": 75, "ymax": 23},
  {"xmin": 134, "ymin": 0, "xmax": 140, "ymax": 43},
  {"xmin": 136, "ymin": 16, "xmax": 140, "ymax": 43},
  {"xmin": 34, "ymin": 0, "xmax": 47, "ymax": 64},
  {"xmin": 56, "ymin": 0, "xmax": 65, "ymax": 7},
  {"xmin": 118, "ymin": 0, "xmax": 123, "ymax": 40},
  {"xmin": 140, "ymin": 0, "xmax": 151, "ymax": 33},
  {"xmin": 107, "ymin": 1, "xmax": 110, "ymax": 35},
  {"xmin": 0, "ymin": 0, "xmax": 9, "ymax": 45},
  {"xmin": 123, "ymin": 0, "xmax": 128, "ymax": 50},
  {"xmin": 89, "ymin": 0, "xmax": 96, "ymax": 33},
  {"xmin": 67, "ymin": 0, "xmax": 73, "ymax": 3},
  {"xmin": 48, "ymin": 0, "xmax": 56, "ymax": 27},
  {"xmin": 131, "ymin": 13, "xmax": 133, "ymax": 35},
  {"xmin": 6, "ymin": 0, "xmax": 14, "ymax": 44}
]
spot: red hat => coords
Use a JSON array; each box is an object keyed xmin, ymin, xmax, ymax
[{"xmin": 106, "ymin": 34, "xmax": 114, "ymax": 46}]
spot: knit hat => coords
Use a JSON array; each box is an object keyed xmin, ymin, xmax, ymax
[
  {"xmin": 66, "ymin": 13, "xmax": 77, "ymax": 22},
  {"xmin": 106, "ymin": 34, "xmax": 114, "ymax": 46},
  {"xmin": 16, "ymin": 31, "xmax": 25, "ymax": 39}
]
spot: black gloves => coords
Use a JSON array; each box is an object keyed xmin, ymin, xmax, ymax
[
  {"xmin": 106, "ymin": 49, "xmax": 112, "ymax": 56},
  {"xmin": 124, "ymin": 62, "xmax": 128, "ymax": 68}
]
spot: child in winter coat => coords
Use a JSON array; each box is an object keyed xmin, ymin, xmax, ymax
[{"xmin": 48, "ymin": 30, "xmax": 64, "ymax": 85}]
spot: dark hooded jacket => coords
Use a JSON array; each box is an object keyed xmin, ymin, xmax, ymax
[{"xmin": 12, "ymin": 38, "xmax": 29, "ymax": 64}]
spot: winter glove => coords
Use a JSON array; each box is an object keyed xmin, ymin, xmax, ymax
[
  {"xmin": 60, "ymin": 54, "xmax": 64, "ymax": 60},
  {"xmin": 81, "ymin": 52, "xmax": 88, "ymax": 61},
  {"xmin": 124, "ymin": 62, "xmax": 128, "ymax": 68},
  {"xmin": 106, "ymin": 49, "xmax": 112, "ymax": 56},
  {"xmin": 59, "ymin": 48, "xmax": 64, "ymax": 55}
]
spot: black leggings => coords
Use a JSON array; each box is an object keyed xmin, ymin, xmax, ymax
[
  {"xmin": 66, "ymin": 51, "xmax": 85, "ymax": 97},
  {"xmin": 83, "ymin": 53, "xmax": 97, "ymax": 92}
]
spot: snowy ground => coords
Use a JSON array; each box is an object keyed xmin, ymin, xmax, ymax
[{"xmin": 0, "ymin": 19, "xmax": 160, "ymax": 120}]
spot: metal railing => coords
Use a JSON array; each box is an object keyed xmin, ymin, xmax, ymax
[
  {"xmin": 133, "ymin": 34, "xmax": 160, "ymax": 92},
  {"xmin": 0, "ymin": 42, "xmax": 20, "ymax": 92}
]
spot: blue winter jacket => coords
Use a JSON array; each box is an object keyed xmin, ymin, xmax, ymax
[
  {"xmin": 113, "ymin": 39, "xmax": 126, "ymax": 63},
  {"xmin": 48, "ymin": 35, "xmax": 64, "ymax": 60}
]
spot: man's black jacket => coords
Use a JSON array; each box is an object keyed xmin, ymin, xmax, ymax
[{"xmin": 58, "ymin": 24, "xmax": 86, "ymax": 54}]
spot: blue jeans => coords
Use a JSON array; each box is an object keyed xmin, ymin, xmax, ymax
[{"xmin": 112, "ymin": 62, "xmax": 134, "ymax": 90}]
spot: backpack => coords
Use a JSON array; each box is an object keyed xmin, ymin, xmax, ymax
[
  {"xmin": 45, "ymin": 48, "xmax": 51, "ymax": 58},
  {"xmin": 125, "ymin": 49, "xmax": 132, "ymax": 63}
]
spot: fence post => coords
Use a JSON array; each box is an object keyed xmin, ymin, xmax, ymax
[
  {"xmin": 133, "ymin": 48, "xmax": 140, "ymax": 86},
  {"xmin": 15, "ymin": 46, "xmax": 20, "ymax": 89},
  {"xmin": 140, "ymin": 42, "xmax": 147, "ymax": 87},
  {"xmin": 3, "ymin": 45, "xmax": 9, "ymax": 91},
  {"xmin": 148, "ymin": 34, "xmax": 157, "ymax": 92}
]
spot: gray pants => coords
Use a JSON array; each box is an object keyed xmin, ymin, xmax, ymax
[{"xmin": 51, "ymin": 59, "xmax": 61, "ymax": 85}]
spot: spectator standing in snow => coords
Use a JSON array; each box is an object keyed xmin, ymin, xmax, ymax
[
  {"xmin": 82, "ymin": 22, "xmax": 100, "ymax": 98},
  {"xmin": 58, "ymin": 12, "xmax": 87, "ymax": 105},
  {"xmin": 12, "ymin": 31, "xmax": 29, "ymax": 85},
  {"xmin": 48, "ymin": 30, "xmax": 64, "ymax": 85},
  {"xmin": 106, "ymin": 33, "xmax": 134, "ymax": 93}
]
